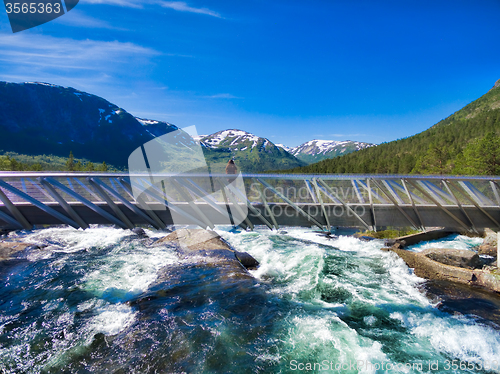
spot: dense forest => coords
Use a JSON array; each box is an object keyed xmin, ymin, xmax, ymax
[{"xmin": 286, "ymin": 82, "xmax": 500, "ymax": 175}]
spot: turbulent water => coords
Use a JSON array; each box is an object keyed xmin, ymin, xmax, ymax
[{"xmin": 1, "ymin": 226, "xmax": 499, "ymax": 373}]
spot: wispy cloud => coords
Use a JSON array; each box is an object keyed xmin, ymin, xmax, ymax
[
  {"xmin": 81, "ymin": 0, "xmax": 221, "ymax": 17},
  {"xmin": 54, "ymin": 10, "xmax": 121, "ymax": 29},
  {"xmin": 204, "ymin": 93, "xmax": 241, "ymax": 99},
  {"xmin": 0, "ymin": 33, "xmax": 160, "ymax": 97},
  {"xmin": 0, "ymin": 33, "xmax": 159, "ymax": 71},
  {"xmin": 80, "ymin": 0, "xmax": 143, "ymax": 8},
  {"xmin": 159, "ymin": 1, "xmax": 221, "ymax": 18}
]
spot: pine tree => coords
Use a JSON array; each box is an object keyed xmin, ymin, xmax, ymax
[
  {"xmin": 66, "ymin": 151, "xmax": 75, "ymax": 171},
  {"xmin": 411, "ymin": 143, "xmax": 450, "ymax": 175},
  {"xmin": 84, "ymin": 162, "xmax": 95, "ymax": 171},
  {"xmin": 459, "ymin": 132, "xmax": 500, "ymax": 175},
  {"xmin": 0, "ymin": 156, "xmax": 11, "ymax": 171},
  {"xmin": 99, "ymin": 162, "xmax": 108, "ymax": 172}
]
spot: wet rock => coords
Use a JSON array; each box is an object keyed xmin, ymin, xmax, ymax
[
  {"xmin": 141, "ymin": 228, "xmax": 261, "ymax": 302},
  {"xmin": 353, "ymin": 232, "xmax": 376, "ymax": 241},
  {"xmin": 421, "ymin": 248, "xmax": 483, "ymax": 270},
  {"xmin": 389, "ymin": 247, "xmax": 500, "ymax": 293},
  {"xmin": 0, "ymin": 241, "xmax": 38, "ymax": 261},
  {"xmin": 392, "ymin": 241, "xmax": 405, "ymax": 250},
  {"xmin": 422, "ymin": 280, "xmax": 500, "ymax": 327},
  {"xmin": 315, "ymin": 231, "xmax": 338, "ymax": 239},
  {"xmin": 153, "ymin": 228, "xmax": 259, "ymax": 270},
  {"xmin": 154, "ymin": 228, "xmax": 231, "ymax": 251},
  {"xmin": 478, "ymin": 228, "xmax": 497, "ymax": 257},
  {"xmin": 131, "ymin": 227, "xmax": 148, "ymax": 238},
  {"xmin": 384, "ymin": 239, "xmax": 406, "ymax": 248},
  {"xmin": 358, "ymin": 236, "xmax": 376, "ymax": 242},
  {"xmin": 235, "ymin": 251, "xmax": 259, "ymax": 270}
]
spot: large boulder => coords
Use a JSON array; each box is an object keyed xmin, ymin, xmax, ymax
[
  {"xmin": 153, "ymin": 228, "xmax": 259, "ymax": 270},
  {"xmin": 478, "ymin": 228, "xmax": 497, "ymax": 256},
  {"xmin": 154, "ymin": 228, "xmax": 232, "ymax": 251},
  {"xmin": 421, "ymin": 248, "xmax": 483, "ymax": 270}
]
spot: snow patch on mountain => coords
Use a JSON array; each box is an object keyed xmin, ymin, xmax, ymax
[
  {"xmin": 275, "ymin": 144, "xmax": 291, "ymax": 152},
  {"xmin": 201, "ymin": 129, "xmax": 263, "ymax": 150},
  {"xmin": 136, "ymin": 118, "xmax": 160, "ymax": 126},
  {"xmin": 192, "ymin": 135, "xmax": 207, "ymax": 142},
  {"xmin": 25, "ymin": 82, "xmax": 60, "ymax": 87},
  {"xmin": 290, "ymin": 139, "xmax": 374, "ymax": 156}
]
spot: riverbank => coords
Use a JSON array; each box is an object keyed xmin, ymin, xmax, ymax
[{"xmin": 382, "ymin": 228, "xmax": 499, "ymax": 294}]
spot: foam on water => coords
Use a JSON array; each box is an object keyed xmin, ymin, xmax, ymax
[
  {"xmin": 20, "ymin": 226, "xmax": 135, "ymax": 253},
  {"xmin": 408, "ymin": 234, "xmax": 483, "ymax": 252},
  {"xmin": 90, "ymin": 303, "xmax": 136, "ymax": 336},
  {"xmin": 82, "ymin": 240, "xmax": 178, "ymax": 300}
]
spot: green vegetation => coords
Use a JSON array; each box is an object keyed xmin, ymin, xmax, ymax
[
  {"xmin": 285, "ymin": 84, "xmax": 500, "ymax": 175},
  {"xmin": 358, "ymin": 228, "xmax": 421, "ymax": 239},
  {"xmin": 0, "ymin": 151, "xmax": 119, "ymax": 172}
]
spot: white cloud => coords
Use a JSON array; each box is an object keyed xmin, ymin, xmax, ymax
[
  {"xmin": 0, "ymin": 33, "xmax": 159, "ymax": 71},
  {"xmin": 159, "ymin": 1, "xmax": 221, "ymax": 18}
]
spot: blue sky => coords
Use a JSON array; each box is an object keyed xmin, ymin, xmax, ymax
[{"xmin": 0, "ymin": 0, "xmax": 499, "ymax": 147}]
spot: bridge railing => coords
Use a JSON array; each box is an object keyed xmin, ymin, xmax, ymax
[{"xmin": 0, "ymin": 172, "xmax": 499, "ymax": 232}]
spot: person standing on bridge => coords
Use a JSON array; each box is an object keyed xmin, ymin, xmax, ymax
[{"xmin": 225, "ymin": 159, "xmax": 238, "ymax": 174}]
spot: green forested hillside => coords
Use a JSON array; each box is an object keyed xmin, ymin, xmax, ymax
[
  {"xmin": 0, "ymin": 152, "xmax": 119, "ymax": 172},
  {"xmin": 286, "ymin": 81, "xmax": 500, "ymax": 175}
]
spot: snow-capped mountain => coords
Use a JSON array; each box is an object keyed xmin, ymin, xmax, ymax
[
  {"xmin": 198, "ymin": 129, "xmax": 306, "ymax": 172},
  {"xmin": 277, "ymin": 139, "xmax": 374, "ymax": 164},
  {"xmin": 201, "ymin": 130, "xmax": 266, "ymax": 151},
  {"xmin": 199, "ymin": 131, "xmax": 373, "ymax": 169}
]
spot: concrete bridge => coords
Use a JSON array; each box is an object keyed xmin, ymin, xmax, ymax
[{"xmin": 0, "ymin": 172, "xmax": 499, "ymax": 233}]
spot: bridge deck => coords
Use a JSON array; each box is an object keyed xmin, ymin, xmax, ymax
[{"xmin": 0, "ymin": 172, "xmax": 499, "ymax": 233}]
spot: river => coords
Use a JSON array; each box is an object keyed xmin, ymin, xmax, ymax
[{"xmin": 0, "ymin": 226, "xmax": 499, "ymax": 373}]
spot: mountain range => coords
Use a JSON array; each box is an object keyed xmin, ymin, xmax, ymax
[
  {"xmin": 0, "ymin": 81, "xmax": 370, "ymax": 172},
  {"xmin": 276, "ymin": 139, "xmax": 373, "ymax": 164}
]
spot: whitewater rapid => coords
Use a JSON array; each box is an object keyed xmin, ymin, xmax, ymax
[{"xmin": 0, "ymin": 226, "xmax": 499, "ymax": 373}]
